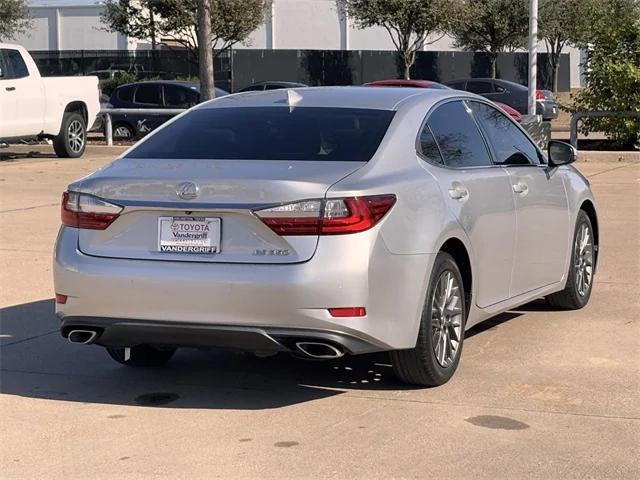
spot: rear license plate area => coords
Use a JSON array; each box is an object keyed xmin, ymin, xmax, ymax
[{"xmin": 158, "ymin": 216, "xmax": 221, "ymax": 254}]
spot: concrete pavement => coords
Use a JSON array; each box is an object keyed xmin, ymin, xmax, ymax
[{"xmin": 1, "ymin": 146, "xmax": 638, "ymax": 479}]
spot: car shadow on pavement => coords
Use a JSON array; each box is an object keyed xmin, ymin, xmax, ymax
[
  {"xmin": 0, "ymin": 298, "xmax": 529, "ymax": 409},
  {"xmin": 0, "ymin": 150, "xmax": 57, "ymax": 161}
]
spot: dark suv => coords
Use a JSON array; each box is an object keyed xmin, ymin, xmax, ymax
[
  {"xmin": 108, "ymin": 81, "xmax": 228, "ymax": 139},
  {"xmin": 445, "ymin": 78, "xmax": 558, "ymax": 121}
]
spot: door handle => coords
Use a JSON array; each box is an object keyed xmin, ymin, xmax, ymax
[
  {"xmin": 513, "ymin": 182, "xmax": 529, "ymax": 195},
  {"xmin": 5, "ymin": 86, "xmax": 16, "ymax": 92},
  {"xmin": 448, "ymin": 185, "xmax": 469, "ymax": 201}
]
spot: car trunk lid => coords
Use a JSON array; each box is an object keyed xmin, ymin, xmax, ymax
[{"xmin": 75, "ymin": 158, "xmax": 365, "ymax": 264}]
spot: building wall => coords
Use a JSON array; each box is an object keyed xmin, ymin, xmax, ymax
[{"xmin": 14, "ymin": 5, "xmax": 126, "ymax": 51}]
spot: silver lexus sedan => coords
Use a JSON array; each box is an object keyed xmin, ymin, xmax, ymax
[{"xmin": 54, "ymin": 87, "xmax": 598, "ymax": 386}]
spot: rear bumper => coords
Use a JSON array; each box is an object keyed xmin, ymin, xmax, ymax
[
  {"xmin": 60, "ymin": 317, "xmax": 381, "ymax": 354},
  {"xmin": 536, "ymin": 101, "xmax": 558, "ymax": 120},
  {"xmin": 54, "ymin": 226, "xmax": 434, "ymax": 351}
]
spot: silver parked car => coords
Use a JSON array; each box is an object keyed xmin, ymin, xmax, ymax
[{"xmin": 54, "ymin": 87, "xmax": 598, "ymax": 386}]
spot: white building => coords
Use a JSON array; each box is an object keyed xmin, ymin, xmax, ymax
[{"xmin": 14, "ymin": 0, "xmax": 582, "ymax": 87}]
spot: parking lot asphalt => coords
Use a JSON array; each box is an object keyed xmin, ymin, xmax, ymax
[{"xmin": 1, "ymin": 145, "xmax": 638, "ymax": 479}]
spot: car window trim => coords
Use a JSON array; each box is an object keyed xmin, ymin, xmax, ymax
[
  {"xmin": 414, "ymin": 97, "xmax": 498, "ymax": 171},
  {"xmin": 466, "ymin": 99, "xmax": 546, "ymax": 166}
]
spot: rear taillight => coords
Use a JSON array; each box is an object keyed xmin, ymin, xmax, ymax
[
  {"xmin": 535, "ymin": 90, "xmax": 545, "ymax": 100},
  {"xmin": 255, "ymin": 195, "xmax": 396, "ymax": 235},
  {"xmin": 61, "ymin": 191, "xmax": 122, "ymax": 230}
]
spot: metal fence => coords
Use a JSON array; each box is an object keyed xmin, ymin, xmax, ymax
[
  {"xmin": 570, "ymin": 111, "xmax": 640, "ymax": 148},
  {"xmin": 29, "ymin": 48, "xmax": 571, "ymax": 93},
  {"xmin": 30, "ymin": 49, "xmax": 232, "ymax": 92}
]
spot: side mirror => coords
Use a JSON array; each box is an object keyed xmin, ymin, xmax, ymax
[{"xmin": 548, "ymin": 140, "xmax": 577, "ymax": 166}]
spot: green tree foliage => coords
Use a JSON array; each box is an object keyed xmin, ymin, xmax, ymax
[
  {"xmin": 449, "ymin": 0, "xmax": 528, "ymax": 78},
  {"xmin": 0, "ymin": 0, "xmax": 32, "ymax": 41},
  {"xmin": 342, "ymin": 0, "xmax": 452, "ymax": 79},
  {"xmin": 101, "ymin": 0, "xmax": 265, "ymax": 59},
  {"xmin": 569, "ymin": 0, "xmax": 640, "ymax": 148},
  {"xmin": 539, "ymin": 0, "xmax": 599, "ymax": 92}
]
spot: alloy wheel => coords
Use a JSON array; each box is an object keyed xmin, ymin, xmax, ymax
[
  {"xmin": 67, "ymin": 119, "xmax": 85, "ymax": 153},
  {"xmin": 114, "ymin": 125, "xmax": 133, "ymax": 139},
  {"xmin": 574, "ymin": 222, "xmax": 594, "ymax": 297},
  {"xmin": 430, "ymin": 270, "xmax": 463, "ymax": 368}
]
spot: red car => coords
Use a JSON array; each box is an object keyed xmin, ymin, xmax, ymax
[
  {"xmin": 363, "ymin": 79, "xmax": 449, "ymax": 89},
  {"xmin": 363, "ymin": 79, "xmax": 522, "ymax": 122}
]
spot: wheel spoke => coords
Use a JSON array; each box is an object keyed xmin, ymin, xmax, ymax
[{"xmin": 430, "ymin": 269, "xmax": 464, "ymax": 369}]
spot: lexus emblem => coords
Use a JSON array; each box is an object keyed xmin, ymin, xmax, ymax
[{"xmin": 176, "ymin": 182, "xmax": 199, "ymax": 200}]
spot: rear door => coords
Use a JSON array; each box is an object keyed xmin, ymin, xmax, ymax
[
  {"xmin": 469, "ymin": 101, "xmax": 570, "ymax": 295},
  {"xmin": 131, "ymin": 83, "xmax": 165, "ymax": 134},
  {"xmin": 419, "ymin": 100, "xmax": 517, "ymax": 308},
  {"xmin": 76, "ymin": 105, "xmax": 395, "ymax": 264},
  {"xmin": 163, "ymin": 84, "xmax": 198, "ymax": 108}
]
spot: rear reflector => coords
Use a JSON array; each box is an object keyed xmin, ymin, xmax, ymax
[
  {"xmin": 255, "ymin": 195, "xmax": 396, "ymax": 235},
  {"xmin": 55, "ymin": 293, "xmax": 68, "ymax": 304},
  {"xmin": 61, "ymin": 191, "xmax": 122, "ymax": 230},
  {"xmin": 328, "ymin": 307, "xmax": 367, "ymax": 317}
]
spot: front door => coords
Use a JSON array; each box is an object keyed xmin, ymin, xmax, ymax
[
  {"xmin": 469, "ymin": 100, "xmax": 570, "ymax": 296},
  {"xmin": 1, "ymin": 48, "xmax": 45, "ymax": 137},
  {"xmin": 0, "ymin": 49, "xmax": 19, "ymax": 137},
  {"xmin": 505, "ymin": 166, "xmax": 569, "ymax": 294},
  {"xmin": 419, "ymin": 100, "xmax": 517, "ymax": 308}
]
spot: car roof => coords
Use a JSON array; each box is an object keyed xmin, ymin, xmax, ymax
[
  {"xmin": 198, "ymin": 86, "xmax": 461, "ymax": 111},
  {"xmin": 363, "ymin": 79, "xmax": 445, "ymax": 89},
  {"xmin": 447, "ymin": 78, "xmax": 527, "ymax": 90},
  {"xmin": 117, "ymin": 80, "xmax": 198, "ymax": 87},
  {"xmin": 250, "ymin": 81, "xmax": 308, "ymax": 87}
]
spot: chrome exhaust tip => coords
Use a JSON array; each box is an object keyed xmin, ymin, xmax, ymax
[
  {"xmin": 295, "ymin": 341, "xmax": 344, "ymax": 359},
  {"xmin": 67, "ymin": 329, "xmax": 98, "ymax": 345}
]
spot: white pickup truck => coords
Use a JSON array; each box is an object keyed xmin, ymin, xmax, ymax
[{"xmin": 0, "ymin": 43, "xmax": 100, "ymax": 157}]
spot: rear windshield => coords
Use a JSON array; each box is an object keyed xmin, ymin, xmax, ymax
[{"xmin": 125, "ymin": 107, "xmax": 395, "ymax": 161}]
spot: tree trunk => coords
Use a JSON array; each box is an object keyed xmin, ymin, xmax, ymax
[
  {"xmin": 402, "ymin": 53, "xmax": 411, "ymax": 80},
  {"xmin": 488, "ymin": 51, "xmax": 499, "ymax": 79},
  {"xmin": 551, "ymin": 61, "xmax": 559, "ymax": 93},
  {"xmin": 400, "ymin": 48, "xmax": 416, "ymax": 80},
  {"xmin": 148, "ymin": 1, "xmax": 156, "ymax": 51},
  {"xmin": 197, "ymin": 0, "xmax": 215, "ymax": 101}
]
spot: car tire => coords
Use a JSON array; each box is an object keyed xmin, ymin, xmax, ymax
[
  {"xmin": 113, "ymin": 123, "xmax": 135, "ymax": 140},
  {"xmin": 391, "ymin": 252, "xmax": 467, "ymax": 386},
  {"xmin": 106, "ymin": 345, "xmax": 176, "ymax": 367},
  {"xmin": 546, "ymin": 210, "xmax": 595, "ymax": 310},
  {"xmin": 53, "ymin": 111, "xmax": 86, "ymax": 158}
]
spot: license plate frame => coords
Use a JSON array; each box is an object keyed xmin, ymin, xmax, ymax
[{"xmin": 157, "ymin": 216, "xmax": 221, "ymax": 254}]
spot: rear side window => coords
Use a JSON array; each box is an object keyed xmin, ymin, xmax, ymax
[
  {"xmin": 427, "ymin": 101, "xmax": 492, "ymax": 168},
  {"xmin": 126, "ymin": 107, "xmax": 395, "ymax": 161},
  {"xmin": 164, "ymin": 85, "xmax": 198, "ymax": 107},
  {"xmin": 134, "ymin": 84, "xmax": 161, "ymax": 105},
  {"xmin": 117, "ymin": 85, "xmax": 135, "ymax": 102},
  {"xmin": 4, "ymin": 49, "xmax": 29, "ymax": 79},
  {"xmin": 241, "ymin": 85, "xmax": 265, "ymax": 92},
  {"xmin": 447, "ymin": 81, "xmax": 465, "ymax": 90},
  {"xmin": 418, "ymin": 124, "xmax": 444, "ymax": 164},
  {"xmin": 470, "ymin": 101, "xmax": 540, "ymax": 165},
  {"xmin": 466, "ymin": 81, "xmax": 493, "ymax": 94}
]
